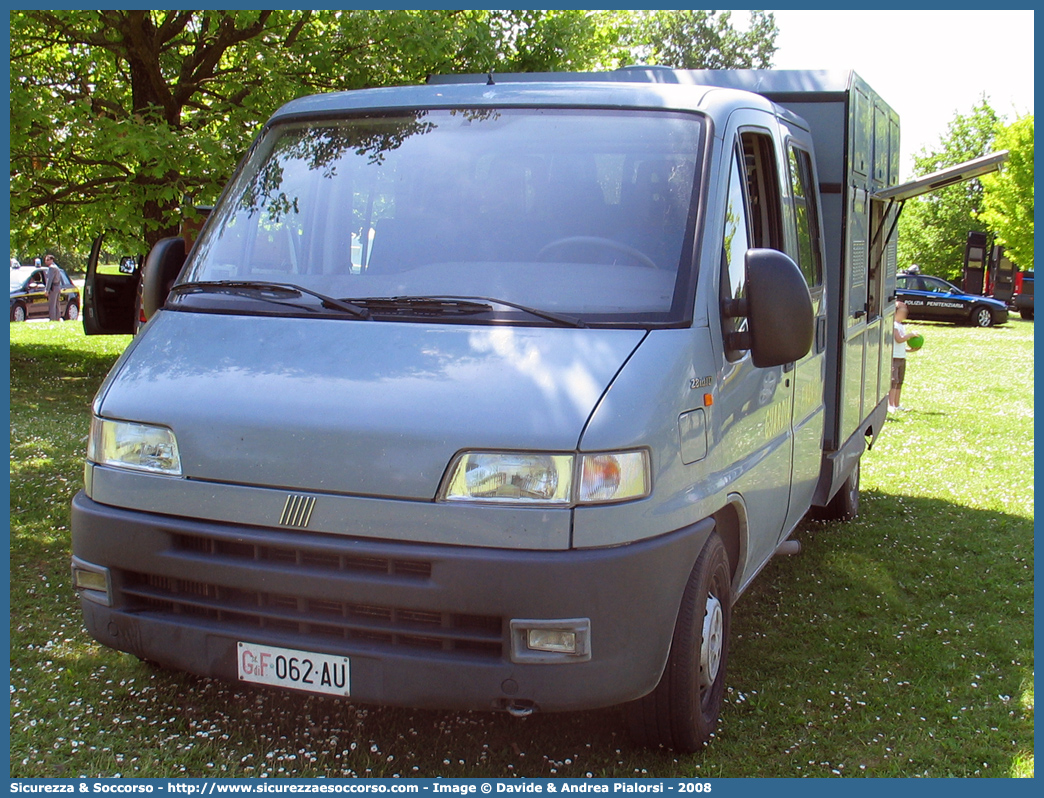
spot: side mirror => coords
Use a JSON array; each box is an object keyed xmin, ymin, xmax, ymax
[
  {"xmin": 141, "ymin": 237, "xmax": 186, "ymax": 320},
  {"xmin": 725, "ymin": 249, "xmax": 814, "ymax": 368}
]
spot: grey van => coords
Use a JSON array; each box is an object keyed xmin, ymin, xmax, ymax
[{"xmin": 72, "ymin": 70, "xmax": 1003, "ymax": 750}]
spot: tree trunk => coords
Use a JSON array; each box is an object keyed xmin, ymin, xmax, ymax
[{"xmin": 122, "ymin": 12, "xmax": 184, "ymax": 249}]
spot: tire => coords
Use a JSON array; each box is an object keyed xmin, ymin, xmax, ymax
[
  {"xmin": 11, "ymin": 303, "xmax": 26, "ymax": 322},
  {"xmin": 815, "ymin": 459, "xmax": 860, "ymax": 522},
  {"xmin": 971, "ymin": 306, "xmax": 994, "ymax": 327},
  {"xmin": 627, "ymin": 532, "xmax": 732, "ymax": 752},
  {"xmin": 1020, "ymin": 308, "xmax": 1033, "ymax": 320},
  {"xmin": 64, "ymin": 302, "xmax": 79, "ymax": 321}
]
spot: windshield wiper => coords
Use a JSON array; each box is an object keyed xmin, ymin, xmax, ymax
[
  {"xmin": 448, "ymin": 296, "xmax": 587, "ymax": 328},
  {"xmin": 348, "ymin": 295, "xmax": 587, "ymax": 328},
  {"xmin": 171, "ymin": 284, "xmax": 585, "ymax": 327},
  {"xmin": 171, "ymin": 281, "xmax": 371, "ymax": 319}
]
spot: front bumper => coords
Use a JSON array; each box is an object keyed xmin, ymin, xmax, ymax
[{"xmin": 71, "ymin": 491, "xmax": 712, "ymax": 712}]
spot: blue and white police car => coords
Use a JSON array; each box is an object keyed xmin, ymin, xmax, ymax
[{"xmin": 896, "ymin": 272, "xmax": 1009, "ymax": 327}]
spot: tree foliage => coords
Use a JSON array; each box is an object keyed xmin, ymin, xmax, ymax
[
  {"xmin": 977, "ymin": 115, "xmax": 1034, "ymax": 271},
  {"xmin": 896, "ymin": 99, "xmax": 1000, "ymax": 281},
  {"xmin": 632, "ymin": 10, "xmax": 778, "ymax": 69},
  {"xmin": 8, "ymin": 10, "xmax": 627, "ymax": 254},
  {"xmin": 10, "ymin": 10, "xmax": 777, "ymax": 257}
]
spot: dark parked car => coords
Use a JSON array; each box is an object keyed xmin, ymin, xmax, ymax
[
  {"xmin": 10, "ymin": 266, "xmax": 80, "ymax": 322},
  {"xmin": 896, "ymin": 273, "xmax": 1008, "ymax": 327}
]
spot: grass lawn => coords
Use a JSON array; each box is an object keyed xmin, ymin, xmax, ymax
[{"xmin": 8, "ymin": 316, "xmax": 1034, "ymax": 778}]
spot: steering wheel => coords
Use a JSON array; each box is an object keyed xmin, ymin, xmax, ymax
[{"xmin": 537, "ymin": 236, "xmax": 659, "ymax": 269}]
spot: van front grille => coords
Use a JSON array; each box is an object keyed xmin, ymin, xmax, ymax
[
  {"xmin": 122, "ymin": 571, "xmax": 504, "ymax": 658},
  {"xmin": 172, "ymin": 533, "xmax": 433, "ymax": 578}
]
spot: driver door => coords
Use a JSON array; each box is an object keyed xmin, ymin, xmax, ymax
[
  {"xmin": 24, "ymin": 270, "xmax": 49, "ymax": 318},
  {"xmin": 83, "ymin": 233, "xmax": 140, "ymax": 335}
]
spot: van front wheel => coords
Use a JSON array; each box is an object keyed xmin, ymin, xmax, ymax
[{"xmin": 626, "ymin": 531, "xmax": 732, "ymax": 752}]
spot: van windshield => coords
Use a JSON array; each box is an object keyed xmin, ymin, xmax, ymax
[{"xmin": 181, "ymin": 108, "xmax": 703, "ymax": 326}]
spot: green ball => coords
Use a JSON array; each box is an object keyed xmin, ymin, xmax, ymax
[{"xmin": 908, "ymin": 333, "xmax": 925, "ymax": 350}]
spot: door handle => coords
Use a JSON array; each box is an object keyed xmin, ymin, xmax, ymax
[{"xmin": 816, "ymin": 316, "xmax": 827, "ymax": 352}]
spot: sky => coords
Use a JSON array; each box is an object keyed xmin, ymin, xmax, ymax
[{"xmin": 765, "ymin": 9, "xmax": 1035, "ymax": 180}]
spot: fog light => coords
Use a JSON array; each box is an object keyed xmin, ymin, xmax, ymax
[
  {"xmin": 72, "ymin": 557, "xmax": 112, "ymax": 606},
  {"xmin": 528, "ymin": 628, "xmax": 576, "ymax": 653},
  {"xmin": 510, "ymin": 618, "xmax": 590, "ymax": 663}
]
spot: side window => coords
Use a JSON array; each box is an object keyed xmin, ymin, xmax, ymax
[
  {"xmin": 721, "ymin": 150, "xmax": 751, "ymax": 355},
  {"xmin": 722, "ymin": 131, "xmax": 783, "ymax": 359},
  {"xmin": 740, "ymin": 131, "xmax": 783, "ymax": 250},
  {"xmin": 787, "ymin": 145, "xmax": 824, "ymax": 289}
]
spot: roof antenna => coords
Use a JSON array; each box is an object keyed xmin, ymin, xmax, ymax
[{"xmin": 486, "ymin": 72, "xmax": 495, "ymax": 86}]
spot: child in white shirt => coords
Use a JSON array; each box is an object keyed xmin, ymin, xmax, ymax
[{"xmin": 889, "ymin": 301, "xmax": 917, "ymax": 412}]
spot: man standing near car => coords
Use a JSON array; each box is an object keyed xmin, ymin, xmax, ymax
[{"xmin": 44, "ymin": 254, "xmax": 62, "ymax": 321}]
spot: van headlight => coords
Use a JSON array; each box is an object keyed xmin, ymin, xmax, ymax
[
  {"xmin": 88, "ymin": 417, "xmax": 182, "ymax": 475},
  {"xmin": 439, "ymin": 452, "xmax": 573, "ymax": 504},
  {"xmin": 439, "ymin": 450, "xmax": 649, "ymax": 506}
]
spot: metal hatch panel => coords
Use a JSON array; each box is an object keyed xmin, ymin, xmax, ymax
[{"xmin": 873, "ymin": 151, "xmax": 1009, "ymax": 202}]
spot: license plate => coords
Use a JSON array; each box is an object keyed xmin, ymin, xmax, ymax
[{"xmin": 237, "ymin": 641, "xmax": 351, "ymax": 697}]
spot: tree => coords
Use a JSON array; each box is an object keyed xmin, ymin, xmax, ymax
[
  {"xmin": 896, "ymin": 98, "xmax": 1000, "ymax": 281},
  {"xmin": 630, "ymin": 10, "xmax": 778, "ymax": 69},
  {"xmin": 10, "ymin": 10, "xmax": 777, "ymax": 256},
  {"xmin": 12, "ymin": 10, "xmax": 302, "ymax": 252},
  {"xmin": 977, "ymin": 115, "xmax": 1034, "ymax": 271}
]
